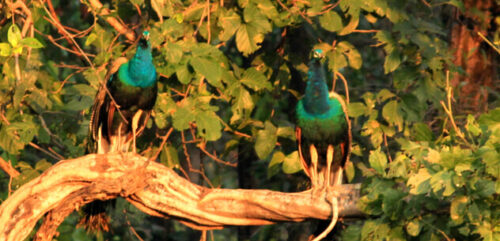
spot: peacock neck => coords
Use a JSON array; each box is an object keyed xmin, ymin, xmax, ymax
[
  {"xmin": 303, "ymin": 60, "xmax": 330, "ymax": 115},
  {"xmin": 119, "ymin": 44, "xmax": 156, "ymax": 88}
]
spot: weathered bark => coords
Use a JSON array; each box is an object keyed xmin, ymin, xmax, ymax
[
  {"xmin": 450, "ymin": 0, "xmax": 498, "ymax": 113},
  {"xmin": 0, "ymin": 153, "xmax": 362, "ymax": 241}
]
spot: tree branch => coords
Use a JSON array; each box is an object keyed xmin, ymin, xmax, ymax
[
  {"xmin": 87, "ymin": 0, "xmax": 136, "ymax": 41},
  {"xmin": 0, "ymin": 157, "xmax": 19, "ymax": 177},
  {"xmin": 0, "ymin": 153, "xmax": 362, "ymax": 241}
]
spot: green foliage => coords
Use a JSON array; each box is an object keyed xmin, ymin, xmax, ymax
[{"xmin": 0, "ymin": 0, "xmax": 498, "ymax": 240}]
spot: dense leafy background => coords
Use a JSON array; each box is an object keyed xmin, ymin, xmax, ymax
[{"xmin": 0, "ymin": 0, "xmax": 498, "ymax": 240}]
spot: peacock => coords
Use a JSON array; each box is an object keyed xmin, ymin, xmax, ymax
[
  {"xmin": 80, "ymin": 30, "xmax": 158, "ymax": 232},
  {"xmin": 296, "ymin": 49, "xmax": 350, "ymax": 188},
  {"xmin": 295, "ymin": 49, "xmax": 351, "ymax": 240}
]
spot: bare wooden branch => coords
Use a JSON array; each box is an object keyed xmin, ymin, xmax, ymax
[
  {"xmin": 0, "ymin": 154, "xmax": 362, "ymax": 241},
  {"xmin": 0, "ymin": 157, "xmax": 19, "ymax": 177}
]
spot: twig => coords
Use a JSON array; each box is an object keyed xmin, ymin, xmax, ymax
[
  {"xmin": 335, "ymin": 71, "xmax": 350, "ymax": 103},
  {"xmin": 149, "ymin": 127, "xmax": 174, "ymax": 162},
  {"xmin": 420, "ymin": 0, "xmax": 432, "ymax": 8},
  {"xmin": 198, "ymin": 142, "xmax": 237, "ymax": 167},
  {"xmin": 123, "ymin": 209, "xmax": 145, "ymax": 241},
  {"xmin": 206, "ymin": 0, "xmax": 211, "ymax": 43},
  {"xmin": 306, "ymin": 2, "xmax": 339, "ymax": 16},
  {"xmin": 193, "ymin": 1, "xmax": 208, "ymax": 38},
  {"xmin": 41, "ymin": 4, "xmax": 93, "ymax": 66},
  {"xmin": 180, "ymin": 131, "xmax": 192, "ymax": 181},
  {"xmin": 477, "ymin": 32, "xmax": 500, "ymax": 54},
  {"xmin": 28, "ymin": 142, "xmax": 62, "ymax": 161},
  {"xmin": 0, "ymin": 157, "xmax": 20, "ymax": 178},
  {"xmin": 51, "ymin": 69, "xmax": 85, "ymax": 94},
  {"xmin": 87, "ymin": 0, "xmax": 136, "ymax": 41},
  {"xmin": 276, "ymin": 0, "xmax": 312, "ymax": 24},
  {"xmin": 8, "ymin": 1, "xmax": 33, "ymax": 36},
  {"xmin": 352, "ymin": 29, "xmax": 380, "ymax": 33},
  {"xmin": 45, "ymin": 0, "xmax": 81, "ymax": 54},
  {"xmin": 200, "ymin": 231, "xmax": 206, "ymax": 241},
  {"xmin": 383, "ymin": 133, "xmax": 393, "ymax": 163},
  {"xmin": 37, "ymin": 114, "xmax": 65, "ymax": 150},
  {"xmin": 182, "ymin": 131, "xmax": 215, "ymax": 188},
  {"xmin": 439, "ymin": 71, "xmax": 470, "ymax": 145}
]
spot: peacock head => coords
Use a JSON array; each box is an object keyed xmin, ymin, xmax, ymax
[
  {"xmin": 312, "ymin": 49, "xmax": 324, "ymax": 59},
  {"xmin": 142, "ymin": 30, "xmax": 150, "ymax": 40},
  {"xmin": 138, "ymin": 30, "xmax": 151, "ymax": 50}
]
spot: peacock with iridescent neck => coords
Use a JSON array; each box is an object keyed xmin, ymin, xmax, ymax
[
  {"xmin": 296, "ymin": 49, "xmax": 350, "ymax": 189},
  {"xmin": 80, "ymin": 31, "xmax": 158, "ymax": 233},
  {"xmin": 89, "ymin": 30, "xmax": 158, "ymax": 154}
]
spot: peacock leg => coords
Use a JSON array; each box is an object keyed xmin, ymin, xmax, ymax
[
  {"xmin": 117, "ymin": 124, "xmax": 123, "ymax": 153},
  {"xmin": 131, "ymin": 110, "xmax": 143, "ymax": 153},
  {"xmin": 326, "ymin": 144, "xmax": 334, "ymax": 187},
  {"xmin": 309, "ymin": 144, "xmax": 319, "ymax": 188}
]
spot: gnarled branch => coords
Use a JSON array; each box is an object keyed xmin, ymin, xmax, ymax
[{"xmin": 0, "ymin": 154, "xmax": 362, "ymax": 241}]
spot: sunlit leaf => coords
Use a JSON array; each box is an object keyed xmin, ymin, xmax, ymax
[
  {"xmin": 254, "ymin": 121, "xmax": 277, "ymax": 159},
  {"xmin": 8, "ymin": 24, "xmax": 21, "ymax": 47}
]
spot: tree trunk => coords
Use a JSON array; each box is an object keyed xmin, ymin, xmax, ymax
[{"xmin": 450, "ymin": 0, "xmax": 499, "ymax": 113}]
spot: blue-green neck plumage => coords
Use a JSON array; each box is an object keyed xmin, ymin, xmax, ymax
[
  {"xmin": 303, "ymin": 59, "xmax": 330, "ymax": 115},
  {"xmin": 118, "ymin": 39, "xmax": 156, "ymax": 87}
]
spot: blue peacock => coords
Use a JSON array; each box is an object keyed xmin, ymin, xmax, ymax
[
  {"xmin": 80, "ymin": 30, "xmax": 158, "ymax": 232},
  {"xmin": 296, "ymin": 49, "xmax": 350, "ymax": 189}
]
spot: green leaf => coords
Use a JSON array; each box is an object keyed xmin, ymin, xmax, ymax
[
  {"xmin": 175, "ymin": 63, "xmax": 192, "ymax": 84},
  {"xmin": 8, "ymin": 24, "xmax": 22, "ymax": 47},
  {"xmin": 255, "ymin": 0, "xmax": 279, "ymax": 20},
  {"xmin": 407, "ymin": 168, "xmax": 432, "ymax": 195},
  {"xmin": 387, "ymin": 154, "xmax": 408, "ymax": 178},
  {"xmin": 327, "ymin": 50, "xmax": 348, "ymax": 72},
  {"xmin": 35, "ymin": 159, "xmax": 52, "ymax": 172},
  {"xmin": 282, "ymin": 151, "xmax": 301, "ymax": 174},
  {"xmin": 267, "ymin": 151, "xmax": 284, "ymax": 178},
  {"xmin": 450, "ymin": 196, "xmax": 468, "ymax": 224},
  {"xmin": 230, "ymin": 85, "xmax": 254, "ymax": 124},
  {"xmin": 0, "ymin": 43, "xmax": 12, "ymax": 56},
  {"xmin": 172, "ymin": 102, "xmax": 195, "ymax": 130},
  {"xmin": 0, "ymin": 126, "xmax": 24, "ymax": 154},
  {"xmin": 384, "ymin": 50, "xmax": 401, "ymax": 74},
  {"xmin": 339, "ymin": 12, "xmax": 359, "ymax": 36},
  {"xmin": 269, "ymin": 151, "xmax": 285, "ymax": 168},
  {"xmin": 12, "ymin": 46, "xmax": 23, "ymax": 55},
  {"xmin": 240, "ymin": 68, "xmax": 271, "ymax": 91},
  {"xmin": 377, "ymin": 89, "xmax": 396, "ymax": 102},
  {"xmin": 341, "ymin": 224, "xmax": 362, "ymax": 241},
  {"xmin": 195, "ymin": 111, "xmax": 222, "ymax": 141},
  {"xmin": 254, "ymin": 121, "xmax": 277, "ymax": 159},
  {"xmin": 218, "ymin": 10, "xmax": 242, "ymax": 41},
  {"xmin": 164, "ymin": 42, "xmax": 183, "ymax": 64},
  {"xmin": 430, "ymin": 170, "xmax": 455, "ymax": 196},
  {"xmin": 21, "ymin": 37, "xmax": 44, "ymax": 48},
  {"xmin": 276, "ymin": 126, "xmax": 295, "ymax": 140},
  {"xmin": 465, "ymin": 114, "xmax": 481, "ymax": 137},
  {"xmin": 85, "ymin": 33, "xmax": 97, "ymax": 46},
  {"xmin": 382, "ymin": 100, "xmax": 403, "ymax": 131},
  {"xmin": 412, "ymin": 123, "xmax": 434, "ymax": 142},
  {"xmin": 345, "ymin": 160, "xmax": 355, "ymax": 182},
  {"xmin": 236, "ymin": 23, "xmax": 263, "ymax": 56},
  {"xmin": 160, "ymin": 145, "xmax": 179, "ymax": 168},
  {"xmin": 348, "ymin": 102, "xmax": 367, "ymax": 117},
  {"xmin": 190, "ymin": 58, "xmax": 222, "ymax": 88},
  {"xmin": 337, "ymin": 41, "xmax": 362, "ymax": 69},
  {"xmin": 369, "ymin": 148, "xmax": 387, "ymax": 175},
  {"xmin": 319, "ymin": 11, "xmax": 343, "ymax": 32}
]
